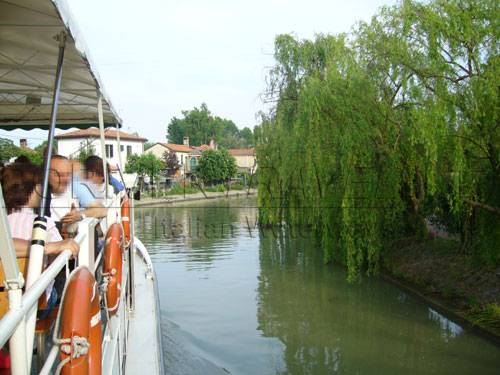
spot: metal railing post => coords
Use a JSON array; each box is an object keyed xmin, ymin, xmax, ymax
[
  {"xmin": 25, "ymin": 31, "xmax": 67, "ymax": 372},
  {"xmin": 0, "ymin": 188, "xmax": 28, "ymax": 374},
  {"xmin": 8, "ymin": 289, "xmax": 28, "ymax": 375},
  {"xmin": 128, "ymin": 196, "xmax": 135, "ymax": 312},
  {"xmin": 77, "ymin": 218, "xmax": 95, "ymax": 269},
  {"xmin": 116, "ymin": 123, "xmax": 123, "ymax": 171},
  {"xmin": 97, "ymin": 94, "xmax": 109, "ymax": 199}
]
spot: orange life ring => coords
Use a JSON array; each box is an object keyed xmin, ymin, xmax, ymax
[
  {"xmin": 59, "ymin": 267, "xmax": 102, "ymax": 375},
  {"xmin": 121, "ymin": 197, "xmax": 131, "ymax": 244},
  {"xmin": 103, "ymin": 223, "xmax": 123, "ymax": 316}
]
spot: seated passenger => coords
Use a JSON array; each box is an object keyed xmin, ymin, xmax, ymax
[
  {"xmin": 41, "ymin": 156, "xmax": 105, "ymax": 230},
  {"xmin": 1, "ymin": 163, "xmax": 79, "ymax": 258},
  {"xmin": 43, "ymin": 155, "xmax": 77, "ymax": 221},
  {"xmin": 0, "ymin": 163, "xmax": 79, "ymax": 369},
  {"xmin": 74, "ymin": 155, "xmax": 113, "ymax": 209}
]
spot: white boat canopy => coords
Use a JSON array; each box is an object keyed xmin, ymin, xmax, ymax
[{"xmin": 0, "ymin": 0, "xmax": 121, "ymax": 130}]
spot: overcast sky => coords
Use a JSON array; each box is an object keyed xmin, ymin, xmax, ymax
[{"xmin": 1, "ymin": 0, "xmax": 397, "ymax": 147}]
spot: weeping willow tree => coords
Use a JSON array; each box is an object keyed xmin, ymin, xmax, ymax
[{"xmin": 257, "ymin": 0, "xmax": 499, "ymax": 281}]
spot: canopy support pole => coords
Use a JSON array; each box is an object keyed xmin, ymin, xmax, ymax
[
  {"xmin": 116, "ymin": 123, "xmax": 123, "ymax": 171},
  {"xmin": 25, "ymin": 31, "xmax": 67, "ymax": 373},
  {"xmin": 97, "ymin": 94, "xmax": 109, "ymax": 199}
]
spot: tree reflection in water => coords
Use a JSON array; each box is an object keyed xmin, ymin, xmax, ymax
[{"xmin": 256, "ymin": 227, "xmax": 500, "ymax": 374}]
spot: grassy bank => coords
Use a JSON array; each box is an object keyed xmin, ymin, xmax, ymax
[{"xmin": 383, "ymin": 237, "xmax": 500, "ymax": 340}]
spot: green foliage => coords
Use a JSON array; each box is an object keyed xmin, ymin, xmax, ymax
[
  {"xmin": 16, "ymin": 148, "xmax": 43, "ymax": 165},
  {"xmin": 166, "ymin": 184, "xmax": 199, "ymax": 195},
  {"xmin": 239, "ymin": 127, "xmax": 255, "ymax": 147},
  {"xmin": 124, "ymin": 154, "xmax": 140, "ymax": 174},
  {"xmin": 125, "ymin": 153, "xmax": 165, "ymax": 184},
  {"xmin": 230, "ymin": 183, "xmax": 245, "ymax": 191},
  {"xmin": 205, "ymin": 184, "xmax": 227, "ymax": 193},
  {"xmin": 33, "ymin": 140, "xmax": 53, "ymax": 157},
  {"xmin": 258, "ymin": 0, "xmax": 500, "ymax": 280},
  {"xmin": 196, "ymin": 149, "xmax": 237, "ymax": 185},
  {"xmin": 76, "ymin": 140, "xmax": 96, "ymax": 163},
  {"xmin": 144, "ymin": 142, "xmax": 154, "ymax": 151},
  {"xmin": 0, "ymin": 138, "xmax": 19, "ymax": 163},
  {"xmin": 167, "ymin": 103, "xmax": 256, "ymax": 148},
  {"xmin": 0, "ymin": 138, "xmax": 46, "ymax": 165}
]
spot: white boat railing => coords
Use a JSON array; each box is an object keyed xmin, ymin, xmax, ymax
[
  {"xmin": 0, "ymin": 191, "xmax": 128, "ymax": 373},
  {"xmin": 0, "ymin": 249, "xmax": 72, "ymax": 347},
  {"xmin": 133, "ymin": 238, "xmax": 154, "ymax": 280}
]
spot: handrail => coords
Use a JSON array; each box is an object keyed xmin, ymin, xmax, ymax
[
  {"xmin": 0, "ymin": 206, "xmax": 103, "ymax": 347},
  {"xmin": 39, "ymin": 346, "xmax": 58, "ymax": 375},
  {"xmin": 0, "ymin": 249, "xmax": 72, "ymax": 347},
  {"xmin": 133, "ymin": 237, "xmax": 154, "ymax": 279},
  {"xmin": 0, "ymin": 191, "xmax": 127, "ymax": 369}
]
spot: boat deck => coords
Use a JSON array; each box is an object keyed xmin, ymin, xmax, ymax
[{"xmin": 125, "ymin": 248, "xmax": 163, "ymax": 374}]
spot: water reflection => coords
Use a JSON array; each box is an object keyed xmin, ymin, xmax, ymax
[
  {"xmin": 135, "ymin": 200, "xmax": 257, "ymax": 271},
  {"xmin": 428, "ymin": 308, "xmax": 464, "ymax": 341},
  {"xmin": 256, "ymin": 228, "xmax": 500, "ymax": 374},
  {"xmin": 136, "ymin": 198, "xmax": 500, "ymax": 375}
]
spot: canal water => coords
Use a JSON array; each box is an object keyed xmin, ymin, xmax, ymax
[{"xmin": 135, "ymin": 197, "xmax": 500, "ymax": 375}]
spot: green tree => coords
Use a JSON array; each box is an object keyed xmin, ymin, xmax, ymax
[
  {"xmin": 33, "ymin": 140, "xmax": 55, "ymax": 158},
  {"xmin": 0, "ymin": 138, "xmax": 47, "ymax": 165},
  {"xmin": 76, "ymin": 139, "xmax": 95, "ymax": 163},
  {"xmin": 258, "ymin": 0, "xmax": 500, "ymax": 280},
  {"xmin": 15, "ymin": 148, "xmax": 43, "ymax": 165},
  {"xmin": 125, "ymin": 154, "xmax": 141, "ymax": 173},
  {"xmin": 125, "ymin": 153, "xmax": 164, "ymax": 185},
  {"xmin": 196, "ymin": 149, "xmax": 237, "ymax": 185},
  {"xmin": 166, "ymin": 103, "xmax": 254, "ymax": 148},
  {"xmin": 239, "ymin": 127, "xmax": 255, "ymax": 147},
  {"xmin": 0, "ymin": 138, "xmax": 18, "ymax": 163}
]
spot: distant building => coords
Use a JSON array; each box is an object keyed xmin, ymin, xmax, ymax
[
  {"xmin": 146, "ymin": 137, "xmax": 214, "ymax": 177},
  {"xmin": 55, "ymin": 128, "xmax": 147, "ymax": 167},
  {"xmin": 19, "ymin": 138, "xmax": 30, "ymax": 150},
  {"xmin": 229, "ymin": 148, "xmax": 256, "ymax": 173}
]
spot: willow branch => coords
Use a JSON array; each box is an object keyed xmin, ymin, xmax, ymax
[{"xmin": 465, "ymin": 200, "xmax": 500, "ymax": 216}]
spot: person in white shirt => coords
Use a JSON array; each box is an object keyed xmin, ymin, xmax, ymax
[{"xmin": 43, "ymin": 155, "xmax": 105, "ymax": 234}]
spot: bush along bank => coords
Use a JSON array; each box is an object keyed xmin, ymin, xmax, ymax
[{"xmin": 383, "ymin": 236, "xmax": 500, "ymax": 340}]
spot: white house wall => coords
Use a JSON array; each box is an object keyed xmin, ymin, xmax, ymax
[
  {"xmin": 57, "ymin": 137, "xmax": 144, "ymax": 167},
  {"xmin": 234, "ymin": 155, "xmax": 256, "ymax": 170},
  {"xmin": 146, "ymin": 144, "xmax": 167, "ymax": 160}
]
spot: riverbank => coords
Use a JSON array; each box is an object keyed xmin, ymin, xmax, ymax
[
  {"xmin": 383, "ymin": 237, "xmax": 500, "ymax": 343},
  {"xmin": 135, "ymin": 188, "xmax": 257, "ymax": 207}
]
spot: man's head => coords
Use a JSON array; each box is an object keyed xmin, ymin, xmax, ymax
[
  {"xmin": 84, "ymin": 156, "xmax": 104, "ymax": 184},
  {"xmin": 49, "ymin": 155, "xmax": 72, "ymax": 194}
]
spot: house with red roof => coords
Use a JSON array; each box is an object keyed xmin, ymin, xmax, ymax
[
  {"xmin": 229, "ymin": 148, "xmax": 256, "ymax": 173},
  {"xmin": 146, "ymin": 137, "xmax": 216, "ymax": 177}
]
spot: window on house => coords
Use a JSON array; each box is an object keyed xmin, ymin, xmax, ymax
[
  {"xmin": 105, "ymin": 144, "xmax": 114, "ymax": 158},
  {"xmin": 127, "ymin": 145, "xmax": 132, "ymax": 157},
  {"xmin": 181, "ymin": 154, "xmax": 183, "ymax": 164},
  {"xmin": 120, "ymin": 145, "xmax": 124, "ymax": 152}
]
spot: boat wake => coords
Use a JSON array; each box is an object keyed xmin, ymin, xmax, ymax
[{"xmin": 161, "ymin": 313, "xmax": 230, "ymax": 375}]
